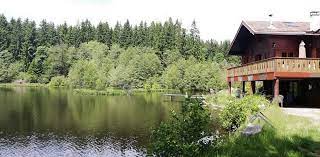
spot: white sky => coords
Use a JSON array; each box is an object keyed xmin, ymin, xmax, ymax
[{"xmin": 1, "ymin": 0, "xmax": 320, "ymax": 41}]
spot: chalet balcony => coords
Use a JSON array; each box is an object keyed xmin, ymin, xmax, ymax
[{"xmin": 227, "ymin": 57, "xmax": 320, "ymax": 82}]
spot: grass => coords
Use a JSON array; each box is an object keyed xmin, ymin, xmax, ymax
[
  {"xmin": 0, "ymin": 83, "xmax": 179, "ymax": 95},
  {"xmin": 73, "ymin": 88, "xmax": 180, "ymax": 96},
  {"xmin": 214, "ymin": 105, "xmax": 320, "ymax": 157},
  {"xmin": 0, "ymin": 83, "xmax": 47, "ymax": 87},
  {"xmin": 73, "ymin": 88, "xmax": 127, "ymax": 95}
]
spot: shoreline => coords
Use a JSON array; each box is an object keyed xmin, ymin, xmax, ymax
[{"xmin": 0, "ymin": 83, "xmax": 181, "ymax": 95}]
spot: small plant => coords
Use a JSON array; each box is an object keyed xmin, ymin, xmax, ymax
[
  {"xmin": 150, "ymin": 98, "xmax": 219, "ymax": 156},
  {"xmin": 219, "ymin": 95, "xmax": 269, "ymax": 132},
  {"xmin": 48, "ymin": 76, "xmax": 69, "ymax": 87}
]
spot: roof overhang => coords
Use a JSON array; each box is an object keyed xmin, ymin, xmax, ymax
[
  {"xmin": 228, "ymin": 21, "xmax": 254, "ymax": 55},
  {"xmin": 228, "ymin": 21, "xmax": 320, "ymax": 55}
]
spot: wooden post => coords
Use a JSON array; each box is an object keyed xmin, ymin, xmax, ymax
[
  {"xmin": 251, "ymin": 81, "xmax": 256, "ymax": 94},
  {"xmin": 242, "ymin": 81, "xmax": 246, "ymax": 95},
  {"xmin": 274, "ymin": 78, "xmax": 279, "ymax": 97},
  {"xmin": 228, "ymin": 82, "xmax": 232, "ymax": 95}
]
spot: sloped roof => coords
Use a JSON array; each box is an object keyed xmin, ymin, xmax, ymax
[
  {"xmin": 243, "ymin": 21, "xmax": 310, "ymax": 35},
  {"xmin": 228, "ymin": 20, "xmax": 319, "ymax": 55}
]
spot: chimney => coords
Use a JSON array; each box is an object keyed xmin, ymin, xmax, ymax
[
  {"xmin": 310, "ymin": 11, "xmax": 320, "ymax": 32},
  {"xmin": 268, "ymin": 14, "xmax": 276, "ymax": 29}
]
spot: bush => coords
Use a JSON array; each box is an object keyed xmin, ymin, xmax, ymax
[
  {"xmin": 48, "ymin": 76, "xmax": 68, "ymax": 87},
  {"xmin": 219, "ymin": 95, "xmax": 269, "ymax": 132},
  {"xmin": 150, "ymin": 98, "xmax": 218, "ymax": 156},
  {"xmin": 17, "ymin": 72, "xmax": 33, "ymax": 83},
  {"xmin": 68, "ymin": 60, "xmax": 99, "ymax": 89},
  {"xmin": 144, "ymin": 77, "xmax": 162, "ymax": 92}
]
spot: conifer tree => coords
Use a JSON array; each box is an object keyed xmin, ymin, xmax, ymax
[
  {"xmin": 80, "ymin": 19, "xmax": 95, "ymax": 43},
  {"xmin": 22, "ymin": 19, "xmax": 37, "ymax": 71},
  {"xmin": 120, "ymin": 20, "xmax": 132, "ymax": 48},
  {"xmin": 112, "ymin": 21, "xmax": 121, "ymax": 44},
  {"xmin": 0, "ymin": 14, "xmax": 9, "ymax": 52},
  {"xmin": 57, "ymin": 22, "xmax": 69, "ymax": 44},
  {"xmin": 8, "ymin": 18, "xmax": 23, "ymax": 60}
]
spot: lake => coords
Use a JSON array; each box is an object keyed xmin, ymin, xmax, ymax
[{"xmin": 0, "ymin": 87, "xmax": 181, "ymax": 157}]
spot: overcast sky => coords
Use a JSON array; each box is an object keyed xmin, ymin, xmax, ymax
[{"xmin": 1, "ymin": 0, "xmax": 320, "ymax": 41}]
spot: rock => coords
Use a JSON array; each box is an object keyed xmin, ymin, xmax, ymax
[{"xmin": 241, "ymin": 123, "xmax": 262, "ymax": 136}]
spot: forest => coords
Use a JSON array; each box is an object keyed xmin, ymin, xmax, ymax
[{"xmin": 0, "ymin": 14, "xmax": 239, "ymax": 91}]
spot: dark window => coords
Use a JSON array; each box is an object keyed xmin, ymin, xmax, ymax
[
  {"xmin": 288, "ymin": 52, "xmax": 294, "ymax": 57},
  {"xmin": 282, "ymin": 52, "xmax": 287, "ymax": 57},
  {"xmin": 255, "ymin": 55, "xmax": 262, "ymax": 61}
]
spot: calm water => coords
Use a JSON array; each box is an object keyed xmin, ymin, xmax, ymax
[{"xmin": 0, "ymin": 87, "xmax": 181, "ymax": 157}]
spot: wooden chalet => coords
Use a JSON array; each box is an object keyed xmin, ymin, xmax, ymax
[{"xmin": 227, "ymin": 12, "xmax": 320, "ymax": 107}]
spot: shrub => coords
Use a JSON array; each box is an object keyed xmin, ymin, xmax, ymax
[
  {"xmin": 17, "ymin": 72, "xmax": 33, "ymax": 83},
  {"xmin": 219, "ymin": 95, "xmax": 269, "ymax": 132},
  {"xmin": 68, "ymin": 60, "xmax": 99, "ymax": 89},
  {"xmin": 150, "ymin": 98, "xmax": 218, "ymax": 156},
  {"xmin": 95, "ymin": 79, "xmax": 106, "ymax": 90},
  {"xmin": 48, "ymin": 76, "xmax": 68, "ymax": 87}
]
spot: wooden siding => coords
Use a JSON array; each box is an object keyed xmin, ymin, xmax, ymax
[{"xmin": 227, "ymin": 57, "xmax": 320, "ymax": 81}]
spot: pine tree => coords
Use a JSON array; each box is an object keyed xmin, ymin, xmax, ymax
[
  {"xmin": 106, "ymin": 27, "xmax": 112, "ymax": 49},
  {"xmin": 80, "ymin": 19, "xmax": 95, "ymax": 43},
  {"xmin": 47, "ymin": 22, "xmax": 58, "ymax": 46},
  {"xmin": 136, "ymin": 21, "xmax": 145, "ymax": 46},
  {"xmin": 22, "ymin": 19, "xmax": 37, "ymax": 71},
  {"xmin": 120, "ymin": 20, "xmax": 132, "ymax": 48},
  {"xmin": 163, "ymin": 18, "xmax": 175, "ymax": 50},
  {"xmin": 112, "ymin": 21, "xmax": 121, "ymax": 44},
  {"xmin": 188, "ymin": 20, "xmax": 202, "ymax": 60},
  {"xmin": 8, "ymin": 18, "xmax": 23, "ymax": 60},
  {"xmin": 67, "ymin": 25, "xmax": 81, "ymax": 47},
  {"xmin": 38, "ymin": 20, "xmax": 50, "ymax": 46},
  {"xmin": 96, "ymin": 22, "xmax": 106, "ymax": 43},
  {"xmin": 0, "ymin": 14, "xmax": 9, "ymax": 52},
  {"xmin": 57, "ymin": 22, "xmax": 69, "ymax": 44}
]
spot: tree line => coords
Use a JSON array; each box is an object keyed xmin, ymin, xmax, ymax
[{"xmin": 0, "ymin": 14, "xmax": 239, "ymax": 91}]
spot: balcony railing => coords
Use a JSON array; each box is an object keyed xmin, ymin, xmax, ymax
[{"xmin": 227, "ymin": 57, "xmax": 320, "ymax": 78}]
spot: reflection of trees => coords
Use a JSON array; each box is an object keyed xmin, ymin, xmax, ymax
[{"xmin": 0, "ymin": 87, "xmax": 181, "ymax": 143}]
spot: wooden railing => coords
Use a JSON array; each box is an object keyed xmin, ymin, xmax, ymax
[{"xmin": 227, "ymin": 57, "xmax": 320, "ymax": 77}]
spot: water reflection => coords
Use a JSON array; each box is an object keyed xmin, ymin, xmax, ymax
[{"xmin": 0, "ymin": 87, "xmax": 180, "ymax": 156}]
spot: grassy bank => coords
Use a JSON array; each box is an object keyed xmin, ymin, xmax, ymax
[
  {"xmin": 215, "ymin": 105, "xmax": 320, "ymax": 157},
  {"xmin": 0, "ymin": 83, "xmax": 47, "ymax": 88},
  {"xmin": 0, "ymin": 83, "xmax": 180, "ymax": 95}
]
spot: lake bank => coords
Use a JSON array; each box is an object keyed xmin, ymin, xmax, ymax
[{"xmin": 0, "ymin": 83, "xmax": 181, "ymax": 96}]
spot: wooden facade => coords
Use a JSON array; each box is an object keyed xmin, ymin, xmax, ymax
[{"xmin": 227, "ymin": 21, "xmax": 320, "ymax": 107}]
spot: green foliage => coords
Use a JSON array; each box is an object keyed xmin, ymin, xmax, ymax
[
  {"xmin": 17, "ymin": 72, "xmax": 33, "ymax": 83},
  {"xmin": 45, "ymin": 44, "xmax": 72, "ymax": 77},
  {"xmin": 150, "ymin": 98, "xmax": 217, "ymax": 156},
  {"xmin": 143, "ymin": 77, "xmax": 161, "ymax": 91},
  {"xmin": 217, "ymin": 105, "xmax": 320, "ymax": 157},
  {"xmin": 68, "ymin": 60, "xmax": 99, "ymax": 89},
  {"xmin": 48, "ymin": 76, "xmax": 68, "ymax": 87},
  {"xmin": 109, "ymin": 47, "xmax": 162, "ymax": 88},
  {"xmin": 0, "ymin": 14, "xmax": 239, "ymax": 91},
  {"xmin": 162, "ymin": 58, "xmax": 226, "ymax": 91},
  {"xmin": 27, "ymin": 46, "xmax": 49, "ymax": 83},
  {"xmin": 219, "ymin": 95, "xmax": 270, "ymax": 132}
]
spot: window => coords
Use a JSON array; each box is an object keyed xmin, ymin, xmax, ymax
[
  {"xmin": 282, "ymin": 52, "xmax": 287, "ymax": 57},
  {"xmin": 288, "ymin": 52, "xmax": 294, "ymax": 57},
  {"xmin": 255, "ymin": 54, "xmax": 262, "ymax": 61}
]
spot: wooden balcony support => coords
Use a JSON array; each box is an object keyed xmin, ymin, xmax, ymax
[
  {"xmin": 242, "ymin": 81, "xmax": 246, "ymax": 95},
  {"xmin": 274, "ymin": 78, "xmax": 279, "ymax": 97},
  {"xmin": 251, "ymin": 81, "xmax": 256, "ymax": 94}
]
